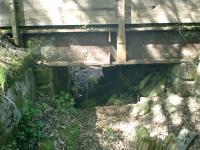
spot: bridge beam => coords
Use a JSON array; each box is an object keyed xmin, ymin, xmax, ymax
[{"xmin": 117, "ymin": 0, "xmax": 126, "ymax": 63}]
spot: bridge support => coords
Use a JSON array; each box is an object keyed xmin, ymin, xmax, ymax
[
  {"xmin": 9, "ymin": 0, "xmax": 20, "ymax": 46},
  {"xmin": 117, "ymin": 0, "xmax": 126, "ymax": 63}
]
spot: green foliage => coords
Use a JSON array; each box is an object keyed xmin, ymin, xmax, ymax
[
  {"xmin": 54, "ymin": 91, "xmax": 75, "ymax": 112},
  {"xmin": 0, "ymin": 103, "xmax": 46, "ymax": 150},
  {"xmin": 0, "ymin": 66, "xmax": 6, "ymax": 90},
  {"xmin": 38, "ymin": 139, "xmax": 54, "ymax": 150},
  {"xmin": 105, "ymin": 126, "xmax": 114, "ymax": 135},
  {"xmin": 1, "ymin": 92, "xmax": 78, "ymax": 149},
  {"xmin": 0, "ymin": 45, "xmax": 33, "ymax": 88},
  {"xmin": 59, "ymin": 124, "xmax": 80, "ymax": 150}
]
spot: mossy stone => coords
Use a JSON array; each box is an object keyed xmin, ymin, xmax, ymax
[{"xmin": 34, "ymin": 67, "xmax": 53, "ymax": 86}]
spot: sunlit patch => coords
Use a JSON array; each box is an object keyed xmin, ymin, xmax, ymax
[
  {"xmin": 171, "ymin": 112, "xmax": 182, "ymax": 126},
  {"xmin": 151, "ymin": 104, "xmax": 166, "ymax": 124},
  {"xmin": 112, "ymin": 122, "xmax": 139, "ymax": 140},
  {"xmin": 167, "ymin": 94, "xmax": 183, "ymax": 106},
  {"xmin": 188, "ymin": 97, "xmax": 200, "ymax": 113},
  {"xmin": 150, "ymin": 126, "xmax": 168, "ymax": 140}
]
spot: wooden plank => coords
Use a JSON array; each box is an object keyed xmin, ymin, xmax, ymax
[
  {"xmin": 130, "ymin": 0, "xmax": 200, "ymax": 24},
  {"xmin": 117, "ymin": 0, "xmax": 126, "ymax": 63},
  {"xmin": 112, "ymin": 58, "xmax": 196, "ymax": 66},
  {"xmin": 9, "ymin": 0, "xmax": 20, "ymax": 45},
  {"xmin": 0, "ymin": 12, "xmax": 11, "ymax": 26},
  {"xmin": 41, "ymin": 61, "xmax": 110, "ymax": 67},
  {"xmin": 1, "ymin": 0, "xmax": 200, "ymax": 27},
  {"xmin": 40, "ymin": 45, "xmax": 111, "ymax": 65},
  {"xmin": 21, "ymin": 25, "xmax": 200, "ymax": 34},
  {"xmin": 40, "ymin": 58, "xmax": 196, "ymax": 67},
  {"xmin": 127, "ymin": 43, "xmax": 200, "ymax": 60},
  {"xmin": 0, "ymin": 0, "xmax": 11, "ymax": 26}
]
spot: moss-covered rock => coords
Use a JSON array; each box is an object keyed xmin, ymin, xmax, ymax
[
  {"xmin": 138, "ymin": 72, "xmax": 166, "ymax": 97},
  {"xmin": 173, "ymin": 78, "xmax": 195, "ymax": 97},
  {"xmin": 131, "ymin": 97, "xmax": 152, "ymax": 117},
  {"xmin": 135, "ymin": 127, "xmax": 178, "ymax": 150},
  {"xmin": 34, "ymin": 66, "xmax": 53, "ymax": 86}
]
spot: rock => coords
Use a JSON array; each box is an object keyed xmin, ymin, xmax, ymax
[
  {"xmin": 135, "ymin": 127, "xmax": 183, "ymax": 150},
  {"xmin": 131, "ymin": 97, "xmax": 152, "ymax": 117},
  {"xmin": 151, "ymin": 103, "xmax": 166, "ymax": 124},
  {"xmin": 34, "ymin": 66, "xmax": 54, "ymax": 101},
  {"xmin": 180, "ymin": 63, "xmax": 197, "ymax": 81},
  {"xmin": 138, "ymin": 73, "xmax": 154, "ymax": 90},
  {"xmin": 164, "ymin": 134, "xmax": 177, "ymax": 150},
  {"xmin": 173, "ymin": 78, "xmax": 195, "ymax": 97},
  {"xmin": 176, "ymin": 128, "xmax": 197, "ymax": 150},
  {"xmin": 138, "ymin": 72, "xmax": 166, "ymax": 97},
  {"xmin": 163, "ymin": 93, "xmax": 183, "ymax": 114},
  {"xmin": 135, "ymin": 127, "xmax": 163, "ymax": 150},
  {"xmin": 34, "ymin": 67, "xmax": 53, "ymax": 86}
]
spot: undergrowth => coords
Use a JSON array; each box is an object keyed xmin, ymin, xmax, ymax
[
  {"xmin": 0, "ymin": 92, "xmax": 78, "ymax": 150},
  {"xmin": 0, "ymin": 66, "xmax": 6, "ymax": 90},
  {"xmin": 0, "ymin": 103, "xmax": 47, "ymax": 150},
  {"xmin": 54, "ymin": 91, "xmax": 75, "ymax": 112}
]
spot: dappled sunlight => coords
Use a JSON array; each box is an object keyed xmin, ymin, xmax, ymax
[
  {"xmin": 151, "ymin": 103, "xmax": 166, "ymax": 124},
  {"xmin": 111, "ymin": 122, "xmax": 138, "ymax": 140},
  {"xmin": 167, "ymin": 94, "xmax": 183, "ymax": 106},
  {"xmin": 188, "ymin": 97, "xmax": 200, "ymax": 113},
  {"xmin": 170, "ymin": 111, "xmax": 183, "ymax": 126}
]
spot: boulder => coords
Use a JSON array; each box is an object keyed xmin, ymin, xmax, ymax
[
  {"xmin": 135, "ymin": 127, "xmax": 178, "ymax": 150},
  {"xmin": 180, "ymin": 63, "xmax": 197, "ymax": 81},
  {"xmin": 131, "ymin": 97, "xmax": 152, "ymax": 117},
  {"xmin": 163, "ymin": 93, "xmax": 183, "ymax": 114},
  {"xmin": 135, "ymin": 127, "xmax": 197, "ymax": 150},
  {"xmin": 138, "ymin": 72, "xmax": 166, "ymax": 97},
  {"xmin": 173, "ymin": 78, "xmax": 195, "ymax": 97},
  {"xmin": 176, "ymin": 128, "xmax": 197, "ymax": 150}
]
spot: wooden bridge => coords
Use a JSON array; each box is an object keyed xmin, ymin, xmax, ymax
[{"xmin": 1, "ymin": 0, "xmax": 200, "ymax": 66}]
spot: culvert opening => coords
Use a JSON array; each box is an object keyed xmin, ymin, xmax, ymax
[{"xmin": 70, "ymin": 64, "xmax": 174, "ymax": 108}]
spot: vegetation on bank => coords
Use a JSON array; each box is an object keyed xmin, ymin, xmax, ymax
[
  {"xmin": 0, "ymin": 39, "xmax": 33, "ymax": 89},
  {"xmin": 1, "ymin": 92, "xmax": 79, "ymax": 150}
]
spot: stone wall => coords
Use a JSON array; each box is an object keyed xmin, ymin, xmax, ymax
[
  {"xmin": 166, "ymin": 63, "xmax": 198, "ymax": 97},
  {"xmin": 34, "ymin": 66, "xmax": 72, "ymax": 103},
  {"xmin": 0, "ymin": 69, "xmax": 35, "ymax": 142}
]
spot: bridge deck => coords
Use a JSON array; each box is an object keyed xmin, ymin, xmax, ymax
[{"xmin": 1, "ymin": 0, "xmax": 200, "ymax": 65}]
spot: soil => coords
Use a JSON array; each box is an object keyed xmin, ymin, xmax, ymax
[{"xmin": 41, "ymin": 94, "xmax": 200, "ymax": 150}]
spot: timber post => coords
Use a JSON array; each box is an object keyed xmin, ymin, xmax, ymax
[
  {"xmin": 117, "ymin": 0, "xmax": 126, "ymax": 63},
  {"xmin": 9, "ymin": 0, "xmax": 20, "ymax": 46}
]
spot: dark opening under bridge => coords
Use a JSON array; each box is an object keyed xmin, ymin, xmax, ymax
[{"xmin": 1, "ymin": 0, "xmax": 200, "ymax": 66}]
